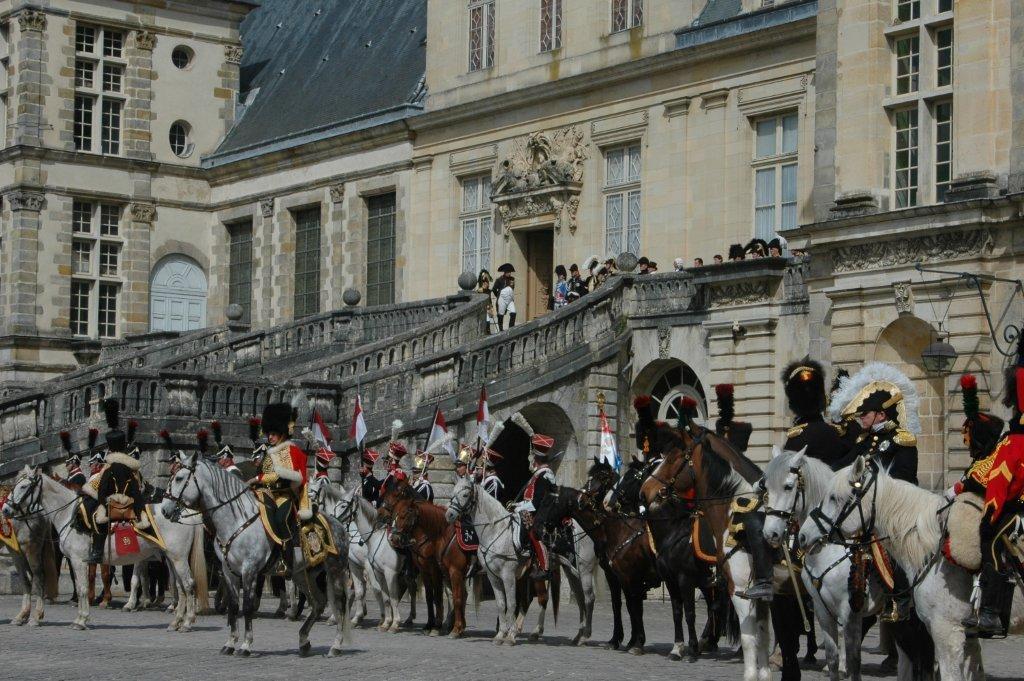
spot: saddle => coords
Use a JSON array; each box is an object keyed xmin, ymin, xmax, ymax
[
  {"xmin": 72, "ymin": 498, "xmax": 164, "ymax": 548},
  {"xmin": 0, "ymin": 501, "xmax": 19, "ymax": 553},
  {"xmin": 725, "ymin": 494, "xmax": 761, "ymax": 548},
  {"xmin": 455, "ymin": 520, "xmax": 479, "ymax": 551},
  {"xmin": 254, "ymin": 489, "xmax": 337, "ymax": 568}
]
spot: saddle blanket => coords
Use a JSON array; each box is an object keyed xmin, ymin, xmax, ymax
[
  {"xmin": 0, "ymin": 513, "xmax": 19, "ymax": 553},
  {"xmin": 943, "ymin": 492, "xmax": 984, "ymax": 571},
  {"xmin": 455, "ymin": 520, "xmax": 479, "ymax": 551},
  {"xmin": 73, "ymin": 500, "xmax": 165, "ymax": 550},
  {"xmin": 691, "ymin": 515, "xmax": 718, "ymax": 565},
  {"xmin": 114, "ymin": 523, "xmax": 141, "ymax": 556},
  {"xmin": 300, "ymin": 514, "xmax": 339, "ymax": 569}
]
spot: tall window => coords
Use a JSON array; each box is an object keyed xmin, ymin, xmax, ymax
[
  {"xmin": 70, "ymin": 200, "xmax": 122, "ymax": 338},
  {"xmin": 540, "ymin": 0, "xmax": 562, "ymax": 52},
  {"xmin": 934, "ymin": 101, "xmax": 953, "ymax": 202},
  {"xmin": 936, "ymin": 27, "xmax": 953, "ymax": 87},
  {"xmin": 604, "ymin": 144, "xmax": 641, "ymax": 257},
  {"xmin": 468, "ymin": 0, "xmax": 495, "ymax": 72},
  {"xmin": 894, "ymin": 108, "xmax": 919, "ymax": 208},
  {"xmin": 752, "ymin": 113, "xmax": 799, "ymax": 240},
  {"xmin": 292, "ymin": 208, "xmax": 321, "ymax": 319},
  {"xmin": 74, "ymin": 24, "xmax": 124, "ymax": 154},
  {"xmin": 227, "ymin": 221, "xmax": 253, "ymax": 324},
  {"xmin": 895, "ymin": 35, "xmax": 919, "ymax": 95},
  {"xmin": 896, "ymin": 0, "xmax": 919, "ymax": 21},
  {"xmin": 0, "ymin": 21, "xmax": 9, "ymax": 149},
  {"xmin": 366, "ymin": 194, "xmax": 396, "ymax": 306},
  {"xmin": 460, "ymin": 174, "xmax": 493, "ymax": 276},
  {"xmin": 612, "ymin": 0, "xmax": 643, "ymax": 32}
]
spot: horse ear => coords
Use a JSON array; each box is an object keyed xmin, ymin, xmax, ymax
[
  {"xmin": 183, "ymin": 450, "xmax": 197, "ymax": 468},
  {"xmin": 792, "ymin": 446, "xmax": 807, "ymax": 468},
  {"xmin": 850, "ymin": 455, "xmax": 867, "ymax": 483},
  {"xmin": 771, "ymin": 445, "xmax": 782, "ymax": 460}
]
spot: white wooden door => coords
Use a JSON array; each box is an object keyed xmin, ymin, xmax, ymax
[{"xmin": 150, "ymin": 255, "xmax": 207, "ymax": 332}]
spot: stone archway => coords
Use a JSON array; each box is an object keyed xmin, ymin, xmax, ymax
[
  {"xmin": 489, "ymin": 401, "xmax": 578, "ymax": 502},
  {"xmin": 150, "ymin": 254, "xmax": 208, "ymax": 332},
  {"xmin": 633, "ymin": 359, "xmax": 710, "ymax": 423},
  {"xmin": 873, "ymin": 315, "xmax": 945, "ymax": 487}
]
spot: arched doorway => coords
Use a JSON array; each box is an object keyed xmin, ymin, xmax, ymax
[
  {"xmin": 873, "ymin": 315, "xmax": 944, "ymax": 487},
  {"xmin": 150, "ymin": 255, "xmax": 207, "ymax": 332},
  {"xmin": 488, "ymin": 402, "xmax": 578, "ymax": 503},
  {"xmin": 634, "ymin": 359, "xmax": 709, "ymax": 423}
]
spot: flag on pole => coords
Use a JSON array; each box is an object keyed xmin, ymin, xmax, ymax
[
  {"xmin": 428, "ymin": 406, "xmax": 457, "ymax": 461},
  {"xmin": 310, "ymin": 409, "xmax": 333, "ymax": 451},
  {"xmin": 598, "ymin": 407, "xmax": 621, "ymax": 473},
  {"xmin": 349, "ymin": 394, "xmax": 367, "ymax": 448},
  {"xmin": 476, "ymin": 386, "xmax": 490, "ymax": 443}
]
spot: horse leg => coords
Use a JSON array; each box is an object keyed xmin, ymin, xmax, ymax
[
  {"xmin": 683, "ymin": 577, "xmax": 700, "ymax": 661},
  {"xmin": 87, "ymin": 563, "xmax": 96, "ymax": 606},
  {"xmin": 327, "ymin": 557, "xmax": 350, "ymax": 657},
  {"xmin": 842, "ymin": 609, "xmax": 861, "ymax": 681},
  {"xmin": 70, "ymin": 558, "xmax": 91, "ymax": 630},
  {"xmin": 564, "ymin": 568, "xmax": 587, "ymax": 645},
  {"xmin": 12, "ymin": 554, "xmax": 32, "ymax": 625},
  {"xmin": 605, "ymin": 566, "xmax": 624, "ymax": 649},
  {"xmin": 350, "ymin": 561, "xmax": 367, "ymax": 624},
  {"xmin": 625, "ymin": 586, "xmax": 646, "ymax": 655},
  {"xmin": 502, "ymin": 567, "xmax": 519, "ymax": 645},
  {"xmin": 449, "ymin": 565, "xmax": 466, "ymax": 639},
  {"xmin": 297, "ymin": 569, "xmax": 324, "ymax": 657},
  {"xmin": 238, "ymin": 577, "xmax": 258, "ymax": 658},
  {"xmin": 733, "ymin": 595, "xmax": 760, "ymax": 681},
  {"xmin": 580, "ymin": 563, "xmax": 596, "ymax": 645},
  {"xmin": 25, "ymin": 545, "xmax": 46, "ymax": 626},
  {"xmin": 100, "ymin": 564, "xmax": 112, "ymax": 608},
  {"xmin": 124, "ymin": 566, "xmax": 141, "ymax": 611},
  {"xmin": 171, "ymin": 557, "xmax": 196, "ymax": 632},
  {"xmin": 666, "ymin": 577, "xmax": 687, "ymax": 661},
  {"xmin": 490, "ymin": 570, "xmax": 508, "ymax": 644},
  {"xmin": 530, "ymin": 576, "xmax": 549, "ymax": 641},
  {"xmin": 772, "ymin": 596, "xmax": 802, "ymax": 681},
  {"xmin": 222, "ymin": 576, "xmax": 240, "ymax": 654}
]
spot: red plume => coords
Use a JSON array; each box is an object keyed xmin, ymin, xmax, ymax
[
  {"xmin": 960, "ymin": 373, "xmax": 977, "ymax": 391},
  {"xmin": 248, "ymin": 417, "xmax": 261, "ymax": 442},
  {"xmin": 59, "ymin": 431, "xmax": 72, "ymax": 453},
  {"xmin": 633, "ymin": 395, "xmax": 652, "ymax": 410},
  {"xmin": 681, "ymin": 396, "xmax": 698, "ymax": 410},
  {"xmin": 87, "ymin": 428, "xmax": 99, "ymax": 449},
  {"xmin": 211, "ymin": 420, "xmax": 223, "ymax": 445},
  {"xmin": 196, "ymin": 429, "xmax": 209, "ymax": 453},
  {"xmin": 127, "ymin": 419, "xmax": 139, "ymax": 442}
]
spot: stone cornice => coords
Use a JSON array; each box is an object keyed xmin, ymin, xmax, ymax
[
  {"xmin": 6, "ymin": 189, "xmax": 46, "ymax": 212},
  {"xmin": 1, "ymin": 3, "xmax": 253, "ymax": 40},
  {"xmin": 0, "ymin": 144, "xmax": 207, "ymax": 181},
  {"xmin": 410, "ymin": 14, "xmax": 815, "ymax": 134}
]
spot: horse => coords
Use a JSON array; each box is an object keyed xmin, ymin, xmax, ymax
[
  {"xmin": 797, "ymin": 456, "xmax": 1016, "ymax": 681},
  {"xmin": 762, "ymin": 446, "xmax": 933, "ymax": 681},
  {"xmin": 639, "ymin": 423, "xmax": 808, "ymax": 681},
  {"xmin": 385, "ymin": 483, "xmax": 478, "ymax": 638},
  {"xmin": 446, "ymin": 475, "xmax": 530, "ymax": 645},
  {"xmin": 308, "ymin": 477, "xmax": 381, "ymax": 626},
  {"xmin": 0, "ymin": 496, "xmax": 49, "ymax": 626},
  {"xmin": 160, "ymin": 452, "xmax": 349, "ymax": 656},
  {"xmin": 5, "ymin": 465, "xmax": 202, "ymax": 632},
  {"xmin": 344, "ymin": 485, "xmax": 417, "ymax": 632}
]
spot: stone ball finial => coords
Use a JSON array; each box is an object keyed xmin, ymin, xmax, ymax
[
  {"xmin": 616, "ymin": 252, "xmax": 639, "ymax": 273},
  {"xmin": 342, "ymin": 288, "xmax": 362, "ymax": 306},
  {"xmin": 225, "ymin": 303, "xmax": 244, "ymax": 322},
  {"xmin": 458, "ymin": 271, "xmax": 478, "ymax": 292}
]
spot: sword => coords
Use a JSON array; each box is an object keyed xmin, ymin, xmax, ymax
[{"xmin": 781, "ymin": 539, "xmax": 811, "ymax": 633}]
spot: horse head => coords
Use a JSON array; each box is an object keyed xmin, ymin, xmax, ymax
[
  {"xmin": 378, "ymin": 476, "xmax": 413, "ymax": 525},
  {"xmin": 798, "ymin": 455, "xmax": 873, "ymax": 552},
  {"xmin": 638, "ymin": 425, "xmax": 698, "ymax": 513},
  {"xmin": 161, "ymin": 450, "xmax": 201, "ymax": 522},
  {"xmin": 533, "ymin": 485, "xmax": 571, "ymax": 532},
  {"xmin": 387, "ymin": 494, "xmax": 419, "ymax": 549},
  {"xmin": 762, "ymin": 445, "xmax": 807, "ymax": 548},
  {"xmin": 583, "ymin": 459, "xmax": 617, "ymax": 508},
  {"xmin": 5, "ymin": 465, "xmax": 43, "ymax": 519},
  {"xmin": 445, "ymin": 475, "xmax": 475, "ymax": 524}
]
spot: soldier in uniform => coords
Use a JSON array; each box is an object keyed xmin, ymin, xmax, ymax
[
  {"xmin": 250, "ymin": 402, "xmax": 310, "ymax": 562},
  {"xmin": 60, "ymin": 431, "xmax": 88, "ymax": 489},
  {"xmin": 832, "ymin": 363, "xmax": 921, "ymax": 622},
  {"xmin": 714, "ymin": 384, "xmax": 753, "ymax": 454},
  {"xmin": 313, "ymin": 446, "xmax": 335, "ymax": 481},
  {"xmin": 412, "ymin": 452, "xmax": 435, "ymax": 503},
  {"xmin": 82, "ymin": 400, "xmax": 148, "ymax": 564},
  {"xmin": 781, "ymin": 359, "xmax": 854, "ymax": 470},
  {"xmin": 965, "ymin": 342, "xmax": 1024, "ymax": 635},
  {"xmin": 513, "ymin": 416, "xmax": 557, "ymax": 578},
  {"xmin": 454, "ymin": 444, "xmax": 473, "ymax": 479},
  {"xmin": 482, "ymin": 452, "xmax": 504, "ymax": 499},
  {"xmin": 359, "ymin": 449, "xmax": 383, "ymax": 505}
]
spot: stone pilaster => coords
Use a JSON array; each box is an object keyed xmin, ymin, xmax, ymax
[
  {"xmin": 326, "ymin": 185, "xmax": 346, "ymax": 311},
  {"xmin": 812, "ymin": 0, "xmax": 838, "ymax": 220},
  {"xmin": 1010, "ymin": 0, "xmax": 1024, "ymax": 193},
  {"xmin": 3, "ymin": 190, "xmax": 46, "ymax": 334},
  {"xmin": 257, "ymin": 198, "xmax": 275, "ymax": 327},
  {"xmin": 122, "ymin": 203, "xmax": 155, "ymax": 334},
  {"xmin": 124, "ymin": 30, "xmax": 156, "ymax": 161},
  {"xmin": 13, "ymin": 9, "xmax": 49, "ymax": 147},
  {"xmin": 219, "ymin": 45, "xmax": 243, "ymax": 133}
]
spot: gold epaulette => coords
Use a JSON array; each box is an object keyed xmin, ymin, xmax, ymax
[
  {"xmin": 967, "ymin": 452, "xmax": 996, "ymax": 486},
  {"xmin": 893, "ymin": 429, "xmax": 917, "ymax": 447},
  {"xmin": 786, "ymin": 424, "xmax": 807, "ymax": 439},
  {"xmin": 830, "ymin": 422, "xmax": 846, "ymax": 437}
]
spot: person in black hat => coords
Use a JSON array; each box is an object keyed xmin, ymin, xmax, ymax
[
  {"xmin": 714, "ymin": 384, "xmax": 753, "ymax": 453},
  {"xmin": 767, "ymin": 239, "xmax": 783, "ymax": 257},
  {"xmin": 359, "ymin": 448, "xmax": 383, "ymax": 505},
  {"xmin": 82, "ymin": 400, "xmax": 147, "ymax": 564},
  {"xmin": 728, "ymin": 244, "xmax": 745, "ymax": 262},
  {"xmin": 744, "ymin": 238, "xmax": 769, "ymax": 259},
  {"xmin": 251, "ymin": 403, "xmax": 310, "ymax": 560},
  {"xmin": 782, "ymin": 359, "xmax": 854, "ymax": 471},
  {"xmin": 60, "ymin": 431, "xmax": 88, "ymax": 488}
]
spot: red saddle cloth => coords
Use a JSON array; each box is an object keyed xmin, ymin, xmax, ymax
[
  {"xmin": 113, "ymin": 522, "xmax": 140, "ymax": 556},
  {"xmin": 454, "ymin": 520, "xmax": 479, "ymax": 551}
]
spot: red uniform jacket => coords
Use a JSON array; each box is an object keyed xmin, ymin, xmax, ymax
[{"xmin": 984, "ymin": 434, "xmax": 1024, "ymax": 520}]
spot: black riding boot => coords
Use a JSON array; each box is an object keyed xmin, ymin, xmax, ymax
[
  {"xmin": 881, "ymin": 564, "xmax": 912, "ymax": 623},
  {"xmin": 969, "ymin": 562, "xmax": 1008, "ymax": 636},
  {"xmin": 739, "ymin": 512, "xmax": 774, "ymax": 601},
  {"xmin": 90, "ymin": 530, "xmax": 106, "ymax": 564}
]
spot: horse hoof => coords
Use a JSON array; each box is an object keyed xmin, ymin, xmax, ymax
[
  {"xmin": 428, "ymin": 629, "xmax": 440, "ymax": 637},
  {"xmin": 327, "ymin": 646, "xmax": 343, "ymax": 658},
  {"xmin": 493, "ymin": 637, "xmax": 503, "ymax": 646},
  {"xmin": 220, "ymin": 646, "xmax": 234, "ymax": 656},
  {"xmin": 669, "ymin": 653, "xmax": 681, "ymax": 662},
  {"xmin": 178, "ymin": 625, "xmax": 192, "ymax": 633},
  {"xmin": 12, "ymin": 619, "xmax": 25, "ymax": 627},
  {"xmin": 629, "ymin": 647, "xmax": 644, "ymax": 656},
  {"xmin": 687, "ymin": 655, "xmax": 699, "ymax": 664},
  {"xmin": 298, "ymin": 642, "xmax": 312, "ymax": 657},
  {"xmin": 70, "ymin": 622, "xmax": 87, "ymax": 631},
  {"xmin": 448, "ymin": 630, "xmax": 463, "ymax": 640},
  {"xmin": 504, "ymin": 637, "xmax": 516, "ymax": 647},
  {"xmin": 605, "ymin": 641, "xmax": 620, "ymax": 651}
]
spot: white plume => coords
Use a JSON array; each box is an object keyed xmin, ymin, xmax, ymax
[
  {"xmin": 485, "ymin": 420, "xmax": 506, "ymax": 449},
  {"xmin": 390, "ymin": 419, "xmax": 403, "ymax": 442},
  {"xmin": 583, "ymin": 255, "xmax": 600, "ymax": 272},
  {"xmin": 425, "ymin": 431, "xmax": 455, "ymax": 455},
  {"xmin": 827, "ymin": 362, "xmax": 921, "ymax": 434},
  {"xmin": 511, "ymin": 412, "xmax": 534, "ymax": 438}
]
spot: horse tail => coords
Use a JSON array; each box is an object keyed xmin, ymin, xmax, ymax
[
  {"xmin": 189, "ymin": 524, "xmax": 209, "ymax": 613},
  {"xmin": 725, "ymin": 592, "xmax": 740, "ymax": 646},
  {"xmin": 551, "ymin": 567, "xmax": 560, "ymax": 627}
]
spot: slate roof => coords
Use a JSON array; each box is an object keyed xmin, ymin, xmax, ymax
[
  {"xmin": 694, "ymin": 0, "xmax": 743, "ymax": 26},
  {"xmin": 206, "ymin": 0, "xmax": 426, "ymax": 164}
]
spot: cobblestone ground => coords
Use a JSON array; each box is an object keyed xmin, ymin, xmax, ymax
[{"xmin": 1, "ymin": 593, "xmax": 1019, "ymax": 680}]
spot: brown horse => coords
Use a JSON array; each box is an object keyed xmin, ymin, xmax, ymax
[
  {"xmin": 387, "ymin": 487, "xmax": 474, "ymax": 638},
  {"xmin": 641, "ymin": 423, "xmax": 805, "ymax": 681}
]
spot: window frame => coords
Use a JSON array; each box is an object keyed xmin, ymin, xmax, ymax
[
  {"xmin": 751, "ymin": 112, "xmax": 800, "ymax": 240},
  {"xmin": 894, "ymin": 34, "xmax": 920, "ymax": 96},
  {"xmin": 291, "ymin": 206, "xmax": 322, "ymax": 320},
  {"xmin": 73, "ymin": 23, "xmax": 126, "ymax": 156},
  {"xmin": 611, "ymin": 0, "xmax": 643, "ymax": 33},
  {"xmin": 603, "ymin": 143, "xmax": 642, "ymax": 257},
  {"xmin": 540, "ymin": 0, "xmax": 562, "ymax": 53},
  {"xmin": 468, "ymin": 0, "xmax": 496, "ymax": 73},
  {"xmin": 227, "ymin": 220, "xmax": 254, "ymax": 325},
  {"xmin": 366, "ymin": 193, "xmax": 397, "ymax": 307},
  {"xmin": 459, "ymin": 174, "xmax": 494, "ymax": 276},
  {"xmin": 70, "ymin": 199, "xmax": 123, "ymax": 339},
  {"xmin": 893, "ymin": 105, "xmax": 920, "ymax": 209},
  {"xmin": 933, "ymin": 100, "xmax": 953, "ymax": 203}
]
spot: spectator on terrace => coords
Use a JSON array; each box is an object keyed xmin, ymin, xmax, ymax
[
  {"xmin": 637, "ymin": 256, "xmax": 651, "ymax": 274},
  {"xmin": 568, "ymin": 264, "xmax": 588, "ymax": 302},
  {"xmin": 496, "ymin": 275, "xmax": 517, "ymax": 330},
  {"xmin": 713, "ymin": 254, "xmax": 724, "ymax": 265},
  {"xmin": 552, "ymin": 265, "xmax": 570, "ymax": 310},
  {"xmin": 728, "ymin": 244, "xmax": 745, "ymax": 262},
  {"xmin": 477, "ymin": 269, "xmax": 497, "ymax": 334},
  {"xmin": 691, "ymin": 258, "xmax": 703, "ymax": 268},
  {"xmin": 648, "ymin": 261, "xmax": 659, "ymax": 273}
]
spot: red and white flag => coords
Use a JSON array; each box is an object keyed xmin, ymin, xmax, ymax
[
  {"xmin": 598, "ymin": 407, "xmax": 621, "ymax": 473},
  {"xmin": 349, "ymin": 394, "xmax": 367, "ymax": 448},
  {"xmin": 476, "ymin": 386, "xmax": 490, "ymax": 443},
  {"xmin": 310, "ymin": 409, "xmax": 333, "ymax": 451},
  {"xmin": 428, "ymin": 406, "xmax": 457, "ymax": 460}
]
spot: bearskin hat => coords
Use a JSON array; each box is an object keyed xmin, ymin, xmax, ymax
[
  {"xmin": 961, "ymin": 373, "xmax": 1005, "ymax": 459},
  {"xmin": 633, "ymin": 395, "xmax": 656, "ymax": 452},
  {"xmin": 744, "ymin": 238, "xmax": 769, "ymax": 258},
  {"xmin": 727, "ymin": 243, "xmax": 745, "ymax": 260},
  {"xmin": 676, "ymin": 395, "xmax": 699, "ymax": 429},
  {"xmin": 1003, "ymin": 331, "xmax": 1024, "ymax": 432},
  {"xmin": 261, "ymin": 403, "xmax": 292, "ymax": 438},
  {"xmin": 196, "ymin": 429, "xmax": 209, "ymax": 455},
  {"xmin": 211, "ymin": 420, "xmax": 223, "ymax": 446},
  {"xmin": 782, "ymin": 358, "xmax": 827, "ymax": 417},
  {"xmin": 87, "ymin": 428, "xmax": 99, "ymax": 451},
  {"xmin": 102, "ymin": 399, "xmax": 127, "ymax": 453},
  {"xmin": 714, "ymin": 383, "xmax": 735, "ymax": 430}
]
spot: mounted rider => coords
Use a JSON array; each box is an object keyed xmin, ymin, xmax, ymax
[
  {"xmin": 963, "ymin": 339, "xmax": 1024, "ymax": 635},
  {"xmin": 781, "ymin": 358, "xmax": 855, "ymax": 471},
  {"xmin": 60, "ymin": 430, "xmax": 88, "ymax": 489},
  {"xmin": 481, "ymin": 449, "xmax": 504, "ymax": 499},
  {"xmin": 82, "ymin": 400, "xmax": 148, "ymax": 564},
  {"xmin": 511, "ymin": 413, "xmax": 558, "ymax": 578},
  {"xmin": 830, "ymin": 362, "xmax": 921, "ymax": 622},
  {"xmin": 250, "ymin": 402, "xmax": 311, "ymax": 560},
  {"xmin": 412, "ymin": 452, "xmax": 435, "ymax": 503},
  {"xmin": 359, "ymin": 448, "xmax": 383, "ymax": 505}
]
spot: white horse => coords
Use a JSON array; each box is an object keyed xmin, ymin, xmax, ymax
[
  {"xmin": 797, "ymin": 456, "xmax": 1022, "ymax": 681},
  {"xmin": 345, "ymin": 486, "xmax": 416, "ymax": 632},
  {"xmin": 309, "ymin": 477, "xmax": 383, "ymax": 626},
  {"xmin": 446, "ymin": 475, "xmax": 530, "ymax": 645},
  {"xmin": 5, "ymin": 466, "xmax": 201, "ymax": 632},
  {"xmin": 0, "ymin": 507, "xmax": 49, "ymax": 626},
  {"xmin": 161, "ymin": 452, "xmax": 349, "ymax": 656},
  {"xmin": 762, "ymin": 447, "xmax": 906, "ymax": 681}
]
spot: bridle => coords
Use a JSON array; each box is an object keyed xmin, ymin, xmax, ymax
[
  {"xmin": 163, "ymin": 458, "xmax": 252, "ymax": 522},
  {"xmin": 763, "ymin": 465, "xmax": 807, "ymax": 538},
  {"xmin": 4, "ymin": 474, "xmax": 44, "ymax": 520},
  {"xmin": 446, "ymin": 481, "xmax": 478, "ymax": 520},
  {"xmin": 646, "ymin": 431, "xmax": 703, "ymax": 506},
  {"xmin": 808, "ymin": 464, "xmax": 879, "ymax": 549}
]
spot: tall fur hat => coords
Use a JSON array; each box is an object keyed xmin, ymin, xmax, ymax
[
  {"xmin": 87, "ymin": 428, "xmax": 99, "ymax": 452},
  {"xmin": 960, "ymin": 373, "xmax": 1005, "ymax": 458},
  {"xmin": 715, "ymin": 383, "xmax": 735, "ymax": 424},
  {"xmin": 59, "ymin": 431, "xmax": 76, "ymax": 459},
  {"xmin": 633, "ymin": 395, "xmax": 656, "ymax": 452},
  {"xmin": 676, "ymin": 395, "xmax": 699, "ymax": 429},
  {"xmin": 102, "ymin": 398, "xmax": 127, "ymax": 453},
  {"xmin": 248, "ymin": 417, "xmax": 261, "ymax": 443},
  {"xmin": 727, "ymin": 243, "xmax": 745, "ymax": 260},
  {"xmin": 828, "ymin": 362, "xmax": 921, "ymax": 434},
  {"xmin": 211, "ymin": 421, "xmax": 223, "ymax": 446},
  {"xmin": 782, "ymin": 358, "xmax": 827, "ymax": 417},
  {"xmin": 744, "ymin": 238, "xmax": 769, "ymax": 257},
  {"xmin": 261, "ymin": 403, "xmax": 292, "ymax": 438}
]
